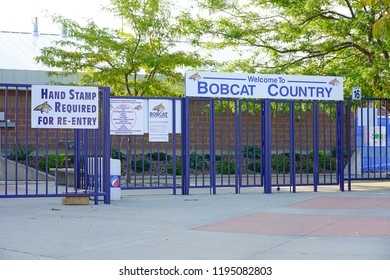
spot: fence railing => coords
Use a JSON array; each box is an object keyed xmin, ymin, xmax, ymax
[
  {"xmin": 0, "ymin": 84, "xmax": 111, "ymax": 203},
  {"xmin": 1, "ymin": 83, "xmax": 390, "ymax": 203}
]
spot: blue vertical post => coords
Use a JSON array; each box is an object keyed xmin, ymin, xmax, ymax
[
  {"xmin": 346, "ymin": 99, "xmax": 352, "ymax": 191},
  {"xmin": 183, "ymin": 97, "xmax": 191, "ymax": 195},
  {"xmin": 82, "ymin": 128, "xmax": 89, "ymax": 192},
  {"xmin": 263, "ymin": 99, "xmax": 272, "ymax": 194},
  {"xmin": 102, "ymin": 87, "xmax": 111, "ymax": 204},
  {"xmin": 74, "ymin": 129, "xmax": 80, "ymax": 191},
  {"xmin": 234, "ymin": 100, "xmax": 241, "ymax": 194},
  {"xmin": 25, "ymin": 87, "xmax": 30, "ymax": 193},
  {"xmin": 93, "ymin": 127, "xmax": 99, "ymax": 204},
  {"xmin": 289, "ymin": 101, "xmax": 296, "ymax": 193},
  {"xmin": 172, "ymin": 99, "xmax": 177, "ymax": 195},
  {"xmin": 312, "ymin": 102, "xmax": 319, "ymax": 192},
  {"xmin": 15, "ymin": 88, "xmax": 19, "ymax": 193},
  {"xmin": 338, "ymin": 101, "xmax": 345, "ymax": 191},
  {"xmin": 4, "ymin": 86, "xmax": 9, "ymax": 193},
  {"xmin": 210, "ymin": 98, "xmax": 216, "ymax": 194}
]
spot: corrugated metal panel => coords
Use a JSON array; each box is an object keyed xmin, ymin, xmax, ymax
[
  {"xmin": 0, "ymin": 31, "xmax": 60, "ymax": 71},
  {"xmin": 0, "ymin": 31, "xmax": 73, "ymax": 84},
  {"xmin": 0, "ymin": 31, "xmax": 256, "ymax": 84}
]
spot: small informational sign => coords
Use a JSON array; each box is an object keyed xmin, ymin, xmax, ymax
[
  {"xmin": 185, "ymin": 71, "xmax": 344, "ymax": 101},
  {"xmin": 148, "ymin": 99, "xmax": 171, "ymax": 142},
  {"xmin": 31, "ymin": 85, "xmax": 99, "ymax": 129},
  {"xmin": 367, "ymin": 126, "xmax": 387, "ymax": 147},
  {"xmin": 352, "ymin": 87, "xmax": 361, "ymax": 100},
  {"xmin": 110, "ymin": 99, "xmax": 144, "ymax": 135}
]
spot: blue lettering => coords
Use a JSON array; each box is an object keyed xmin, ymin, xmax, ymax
[
  {"xmin": 69, "ymin": 89, "xmax": 95, "ymax": 100},
  {"xmin": 41, "ymin": 88, "xmax": 48, "ymax": 99},
  {"xmin": 38, "ymin": 116, "xmax": 53, "ymax": 125},
  {"xmin": 196, "ymin": 82, "xmax": 257, "ymax": 96},
  {"xmin": 279, "ymin": 86, "xmax": 289, "ymax": 97},
  {"xmin": 247, "ymin": 76, "xmax": 278, "ymax": 83},
  {"xmin": 209, "ymin": 83, "xmax": 219, "ymax": 94},
  {"xmin": 317, "ymin": 87, "xmax": 324, "ymax": 98},
  {"xmin": 308, "ymin": 87, "xmax": 315, "ymax": 97},
  {"xmin": 220, "ymin": 84, "xmax": 229, "ymax": 95},
  {"xmin": 231, "ymin": 84, "xmax": 240, "ymax": 95},
  {"xmin": 290, "ymin": 87, "xmax": 298, "ymax": 97},
  {"xmin": 268, "ymin": 84, "xmax": 278, "ymax": 96},
  {"xmin": 299, "ymin": 87, "xmax": 307, "ymax": 98},
  {"xmin": 55, "ymin": 102, "xmax": 61, "ymax": 112},
  {"xmin": 57, "ymin": 117, "xmax": 67, "ymax": 125},
  {"xmin": 69, "ymin": 89, "xmax": 75, "ymax": 99},
  {"xmin": 198, "ymin": 82, "xmax": 208, "ymax": 94},
  {"xmin": 248, "ymin": 85, "xmax": 256, "ymax": 95},
  {"xmin": 41, "ymin": 89, "xmax": 65, "ymax": 99},
  {"xmin": 325, "ymin": 87, "xmax": 332, "ymax": 98},
  {"xmin": 241, "ymin": 85, "xmax": 249, "ymax": 95}
]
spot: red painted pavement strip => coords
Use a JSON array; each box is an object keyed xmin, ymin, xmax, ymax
[
  {"xmin": 0, "ymin": 185, "xmax": 18, "ymax": 191},
  {"xmin": 194, "ymin": 213, "xmax": 390, "ymax": 238},
  {"xmin": 288, "ymin": 197, "xmax": 390, "ymax": 209},
  {"xmin": 1, "ymin": 185, "xmax": 27, "ymax": 190}
]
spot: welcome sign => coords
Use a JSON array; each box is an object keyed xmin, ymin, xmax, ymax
[
  {"xmin": 185, "ymin": 71, "xmax": 344, "ymax": 101},
  {"xmin": 31, "ymin": 85, "xmax": 99, "ymax": 129}
]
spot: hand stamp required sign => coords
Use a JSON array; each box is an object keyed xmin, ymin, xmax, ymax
[{"xmin": 31, "ymin": 85, "xmax": 99, "ymax": 129}]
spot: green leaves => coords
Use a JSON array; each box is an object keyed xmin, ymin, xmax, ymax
[
  {"xmin": 188, "ymin": 0, "xmax": 389, "ymax": 98},
  {"xmin": 34, "ymin": 0, "xmax": 389, "ymax": 98},
  {"xmin": 35, "ymin": 0, "xmax": 209, "ymax": 97}
]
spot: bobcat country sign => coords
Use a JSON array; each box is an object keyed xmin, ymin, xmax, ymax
[
  {"xmin": 31, "ymin": 85, "xmax": 99, "ymax": 129},
  {"xmin": 185, "ymin": 71, "xmax": 344, "ymax": 101}
]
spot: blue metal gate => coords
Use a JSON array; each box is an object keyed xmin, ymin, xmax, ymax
[
  {"xmin": 2, "ymin": 84, "xmax": 390, "ymax": 202},
  {"xmin": 345, "ymin": 98, "xmax": 390, "ymax": 189},
  {"xmin": 111, "ymin": 97, "xmax": 184, "ymax": 194},
  {"xmin": 0, "ymin": 84, "xmax": 111, "ymax": 204},
  {"xmin": 182, "ymin": 97, "xmax": 346, "ymax": 194}
]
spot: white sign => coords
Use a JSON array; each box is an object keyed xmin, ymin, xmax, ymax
[
  {"xmin": 352, "ymin": 87, "xmax": 361, "ymax": 100},
  {"xmin": 31, "ymin": 85, "xmax": 99, "ymax": 129},
  {"xmin": 110, "ymin": 99, "xmax": 144, "ymax": 135},
  {"xmin": 148, "ymin": 99, "xmax": 171, "ymax": 142},
  {"xmin": 366, "ymin": 126, "xmax": 387, "ymax": 146},
  {"xmin": 185, "ymin": 71, "xmax": 344, "ymax": 100}
]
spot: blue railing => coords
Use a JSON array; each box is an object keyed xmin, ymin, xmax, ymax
[{"xmin": 1, "ymin": 83, "xmax": 390, "ymax": 203}]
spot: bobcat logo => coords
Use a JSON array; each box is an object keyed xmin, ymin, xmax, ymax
[
  {"xmin": 328, "ymin": 78, "xmax": 340, "ymax": 86},
  {"xmin": 34, "ymin": 101, "xmax": 52, "ymax": 113},
  {"xmin": 188, "ymin": 72, "xmax": 201, "ymax": 81},
  {"xmin": 134, "ymin": 104, "xmax": 143, "ymax": 110},
  {"xmin": 152, "ymin": 103, "xmax": 165, "ymax": 112}
]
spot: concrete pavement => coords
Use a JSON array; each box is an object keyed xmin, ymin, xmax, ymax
[{"xmin": 0, "ymin": 182, "xmax": 389, "ymax": 260}]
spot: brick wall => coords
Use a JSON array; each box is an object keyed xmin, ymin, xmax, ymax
[
  {"xmin": 1, "ymin": 88, "xmax": 354, "ymax": 156},
  {"xmin": 0, "ymin": 88, "xmax": 74, "ymax": 155}
]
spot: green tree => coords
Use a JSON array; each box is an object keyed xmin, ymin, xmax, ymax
[
  {"xmin": 36, "ymin": 0, "xmax": 209, "ymax": 96},
  {"xmin": 181, "ymin": 0, "xmax": 390, "ymax": 98}
]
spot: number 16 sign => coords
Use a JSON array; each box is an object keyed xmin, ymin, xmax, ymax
[{"xmin": 352, "ymin": 87, "xmax": 361, "ymax": 100}]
